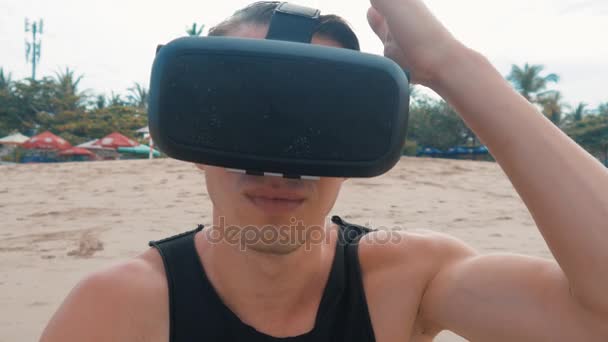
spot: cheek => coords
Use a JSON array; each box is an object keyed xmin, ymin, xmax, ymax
[
  {"xmin": 204, "ymin": 167, "xmax": 238, "ymax": 203},
  {"xmin": 313, "ymin": 179, "xmax": 343, "ymax": 209}
]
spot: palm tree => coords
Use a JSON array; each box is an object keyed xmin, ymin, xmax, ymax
[
  {"xmin": 107, "ymin": 92, "xmax": 124, "ymax": 107},
  {"xmin": 127, "ymin": 82, "xmax": 148, "ymax": 110},
  {"xmin": 54, "ymin": 67, "xmax": 83, "ymax": 95},
  {"xmin": 565, "ymin": 102, "xmax": 588, "ymax": 124},
  {"xmin": 537, "ymin": 91, "xmax": 567, "ymax": 126},
  {"xmin": 186, "ymin": 23, "xmax": 205, "ymax": 36},
  {"xmin": 0, "ymin": 67, "xmax": 12, "ymax": 92},
  {"xmin": 54, "ymin": 67, "xmax": 85, "ymax": 110},
  {"xmin": 95, "ymin": 94, "xmax": 106, "ymax": 110},
  {"xmin": 506, "ymin": 63, "xmax": 560, "ymax": 102},
  {"xmin": 598, "ymin": 102, "xmax": 608, "ymax": 117}
]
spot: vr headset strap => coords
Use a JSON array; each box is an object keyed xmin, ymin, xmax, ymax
[{"xmin": 265, "ymin": 2, "xmax": 321, "ymax": 43}]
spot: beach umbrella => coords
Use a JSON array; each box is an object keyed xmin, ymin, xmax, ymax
[
  {"xmin": 117, "ymin": 144, "xmax": 161, "ymax": 157},
  {"xmin": 0, "ymin": 132, "xmax": 30, "ymax": 146},
  {"xmin": 22, "ymin": 131, "xmax": 72, "ymax": 150},
  {"xmin": 77, "ymin": 139, "xmax": 104, "ymax": 150},
  {"xmin": 93, "ymin": 132, "xmax": 138, "ymax": 149},
  {"xmin": 58, "ymin": 147, "xmax": 95, "ymax": 157},
  {"xmin": 136, "ymin": 126, "xmax": 149, "ymax": 134}
]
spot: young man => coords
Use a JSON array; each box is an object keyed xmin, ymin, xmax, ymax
[{"xmin": 40, "ymin": 0, "xmax": 608, "ymax": 341}]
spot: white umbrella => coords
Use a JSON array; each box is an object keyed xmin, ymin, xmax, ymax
[
  {"xmin": 77, "ymin": 139, "xmax": 105, "ymax": 150},
  {"xmin": 0, "ymin": 133, "xmax": 30, "ymax": 145}
]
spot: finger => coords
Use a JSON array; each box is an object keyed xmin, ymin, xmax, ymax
[{"xmin": 367, "ymin": 6, "xmax": 389, "ymax": 42}]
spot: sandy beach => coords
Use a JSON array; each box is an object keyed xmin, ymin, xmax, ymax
[{"xmin": 0, "ymin": 157, "xmax": 550, "ymax": 342}]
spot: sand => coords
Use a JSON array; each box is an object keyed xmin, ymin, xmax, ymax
[{"xmin": 0, "ymin": 157, "xmax": 550, "ymax": 342}]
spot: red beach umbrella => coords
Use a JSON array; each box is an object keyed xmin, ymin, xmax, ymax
[
  {"xmin": 93, "ymin": 132, "xmax": 139, "ymax": 149},
  {"xmin": 22, "ymin": 131, "xmax": 72, "ymax": 150},
  {"xmin": 58, "ymin": 147, "xmax": 95, "ymax": 157}
]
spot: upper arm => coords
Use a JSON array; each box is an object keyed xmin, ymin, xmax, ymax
[
  {"xmin": 418, "ymin": 236, "xmax": 608, "ymax": 341},
  {"xmin": 39, "ymin": 257, "xmax": 168, "ymax": 342}
]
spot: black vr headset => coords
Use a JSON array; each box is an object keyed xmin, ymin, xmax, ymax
[{"xmin": 148, "ymin": 2, "xmax": 410, "ymax": 180}]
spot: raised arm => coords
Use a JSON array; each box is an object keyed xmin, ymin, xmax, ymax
[{"xmin": 367, "ymin": 0, "xmax": 608, "ymax": 338}]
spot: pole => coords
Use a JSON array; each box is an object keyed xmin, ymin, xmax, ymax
[
  {"xmin": 149, "ymin": 136, "xmax": 154, "ymax": 160},
  {"xmin": 25, "ymin": 18, "xmax": 43, "ymax": 80},
  {"xmin": 32, "ymin": 23, "xmax": 37, "ymax": 80}
]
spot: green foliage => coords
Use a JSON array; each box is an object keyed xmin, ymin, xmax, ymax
[
  {"xmin": 402, "ymin": 139, "xmax": 418, "ymax": 156},
  {"xmin": 0, "ymin": 67, "xmax": 148, "ymax": 145},
  {"xmin": 94, "ymin": 94, "xmax": 106, "ymax": 110},
  {"xmin": 0, "ymin": 68, "xmax": 12, "ymax": 91},
  {"xmin": 4, "ymin": 77, "xmax": 57, "ymax": 135},
  {"xmin": 564, "ymin": 114, "xmax": 608, "ymax": 165},
  {"xmin": 537, "ymin": 91, "xmax": 568, "ymax": 126},
  {"xmin": 186, "ymin": 23, "xmax": 205, "ymax": 36},
  {"xmin": 127, "ymin": 82, "xmax": 148, "ymax": 110},
  {"xmin": 53, "ymin": 67, "xmax": 85, "ymax": 111},
  {"xmin": 407, "ymin": 95, "xmax": 472, "ymax": 151},
  {"xmin": 36, "ymin": 106, "xmax": 146, "ymax": 146},
  {"xmin": 598, "ymin": 103, "xmax": 608, "ymax": 116},
  {"xmin": 565, "ymin": 102, "xmax": 588, "ymax": 124}
]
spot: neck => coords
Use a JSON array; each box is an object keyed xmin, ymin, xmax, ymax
[{"xmin": 195, "ymin": 211, "xmax": 338, "ymax": 335}]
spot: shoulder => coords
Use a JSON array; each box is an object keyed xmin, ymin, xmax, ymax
[
  {"xmin": 355, "ymin": 229, "xmax": 478, "ymax": 299},
  {"xmin": 40, "ymin": 248, "xmax": 169, "ymax": 342},
  {"xmin": 357, "ymin": 229, "xmax": 477, "ymax": 276},
  {"xmin": 354, "ymin": 229, "xmax": 478, "ymax": 338}
]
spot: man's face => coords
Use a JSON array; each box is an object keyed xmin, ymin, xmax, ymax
[{"xmin": 196, "ymin": 24, "xmax": 347, "ymax": 253}]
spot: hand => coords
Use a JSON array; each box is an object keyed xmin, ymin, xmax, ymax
[{"xmin": 367, "ymin": 0, "xmax": 463, "ymax": 87}]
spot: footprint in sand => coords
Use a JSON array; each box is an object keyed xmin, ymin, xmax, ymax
[{"xmin": 67, "ymin": 233, "xmax": 104, "ymax": 258}]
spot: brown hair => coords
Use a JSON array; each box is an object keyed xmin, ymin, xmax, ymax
[{"xmin": 208, "ymin": 1, "xmax": 360, "ymax": 51}]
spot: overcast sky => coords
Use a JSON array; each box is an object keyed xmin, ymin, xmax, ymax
[{"xmin": 1, "ymin": 0, "xmax": 607, "ymax": 108}]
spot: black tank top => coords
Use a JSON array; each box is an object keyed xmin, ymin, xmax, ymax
[{"xmin": 149, "ymin": 215, "xmax": 376, "ymax": 342}]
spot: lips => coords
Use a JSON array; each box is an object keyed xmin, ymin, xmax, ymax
[{"xmin": 244, "ymin": 189, "xmax": 307, "ymax": 213}]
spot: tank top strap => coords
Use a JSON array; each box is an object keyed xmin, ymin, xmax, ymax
[
  {"xmin": 149, "ymin": 225, "xmax": 235, "ymax": 341},
  {"xmin": 330, "ymin": 215, "xmax": 377, "ymax": 341}
]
